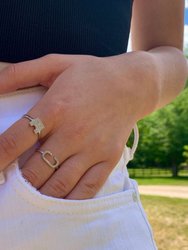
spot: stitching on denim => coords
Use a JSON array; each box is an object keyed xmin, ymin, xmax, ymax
[
  {"xmin": 136, "ymin": 200, "xmax": 158, "ymax": 249},
  {"xmin": 12, "ymin": 164, "xmax": 136, "ymax": 214},
  {"xmin": 12, "ymin": 181, "xmax": 136, "ymax": 215},
  {"xmin": 130, "ymin": 179, "xmax": 158, "ymax": 250}
]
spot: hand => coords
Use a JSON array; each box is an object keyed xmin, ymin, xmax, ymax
[{"xmin": 0, "ymin": 53, "xmax": 142, "ymax": 199}]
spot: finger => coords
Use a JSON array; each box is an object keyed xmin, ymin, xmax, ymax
[
  {"xmin": 65, "ymin": 162, "xmax": 113, "ymax": 200},
  {"xmin": 0, "ymin": 109, "xmax": 51, "ymax": 170},
  {"xmin": 0, "ymin": 54, "xmax": 72, "ymax": 94},
  {"xmin": 0, "ymin": 62, "xmax": 10, "ymax": 72},
  {"xmin": 20, "ymin": 133, "xmax": 80, "ymax": 189},
  {"xmin": 38, "ymin": 153, "xmax": 94, "ymax": 198}
]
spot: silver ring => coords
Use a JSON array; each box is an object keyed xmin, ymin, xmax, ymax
[
  {"xmin": 23, "ymin": 114, "xmax": 45, "ymax": 138},
  {"xmin": 37, "ymin": 150, "xmax": 60, "ymax": 170}
]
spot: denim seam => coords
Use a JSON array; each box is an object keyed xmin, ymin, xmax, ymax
[
  {"xmin": 12, "ymin": 180, "xmax": 136, "ymax": 215},
  {"xmin": 130, "ymin": 179, "xmax": 158, "ymax": 250},
  {"xmin": 136, "ymin": 200, "xmax": 158, "ymax": 250},
  {"xmin": 11, "ymin": 163, "xmax": 137, "ymax": 214}
]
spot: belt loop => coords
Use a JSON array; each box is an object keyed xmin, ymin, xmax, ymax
[
  {"xmin": 123, "ymin": 123, "xmax": 139, "ymax": 165},
  {"xmin": 130, "ymin": 124, "xmax": 139, "ymax": 159}
]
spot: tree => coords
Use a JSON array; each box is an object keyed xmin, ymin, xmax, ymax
[
  {"xmin": 128, "ymin": 86, "xmax": 188, "ymax": 177},
  {"xmin": 181, "ymin": 145, "xmax": 188, "ymax": 166}
]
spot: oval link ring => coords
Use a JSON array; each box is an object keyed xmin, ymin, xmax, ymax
[{"xmin": 37, "ymin": 150, "xmax": 60, "ymax": 170}]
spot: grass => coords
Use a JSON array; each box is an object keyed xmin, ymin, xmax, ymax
[
  {"xmin": 134, "ymin": 176, "xmax": 188, "ymax": 186},
  {"xmin": 140, "ymin": 195, "xmax": 188, "ymax": 250}
]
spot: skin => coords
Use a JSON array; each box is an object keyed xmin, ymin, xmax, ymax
[{"xmin": 0, "ymin": 0, "xmax": 187, "ymax": 199}]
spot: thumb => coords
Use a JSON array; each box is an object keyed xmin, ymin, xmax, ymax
[{"xmin": 0, "ymin": 54, "xmax": 72, "ymax": 94}]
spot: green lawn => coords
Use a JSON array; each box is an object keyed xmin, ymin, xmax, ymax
[
  {"xmin": 140, "ymin": 195, "xmax": 188, "ymax": 250},
  {"xmin": 134, "ymin": 176, "xmax": 188, "ymax": 186}
]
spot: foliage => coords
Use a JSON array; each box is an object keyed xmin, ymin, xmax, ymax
[
  {"xmin": 181, "ymin": 145, "xmax": 188, "ymax": 166},
  {"xmin": 128, "ymin": 85, "xmax": 188, "ymax": 176}
]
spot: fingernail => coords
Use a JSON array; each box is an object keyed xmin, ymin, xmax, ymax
[{"xmin": 0, "ymin": 171, "xmax": 5, "ymax": 184}]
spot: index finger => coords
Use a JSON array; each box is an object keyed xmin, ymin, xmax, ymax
[
  {"xmin": 0, "ymin": 54, "xmax": 71, "ymax": 94},
  {"xmin": 0, "ymin": 110, "xmax": 51, "ymax": 171}
]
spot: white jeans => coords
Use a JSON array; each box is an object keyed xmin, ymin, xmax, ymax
[{"xmin": 0, "ymin": 86, "xmax": 158, "ymax": 250}]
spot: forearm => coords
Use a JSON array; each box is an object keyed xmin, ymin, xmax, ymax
[{"xmin": 106, "ymin": 46, "xmax": 188, "ymax": 119}]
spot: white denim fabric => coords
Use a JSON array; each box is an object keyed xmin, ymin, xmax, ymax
[{"xmin": 0, "ymin": 86, "xmax": 158, "ymax": 250}]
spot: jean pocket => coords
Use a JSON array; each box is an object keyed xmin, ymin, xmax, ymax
[
  {"xmin": 0, "ymin": 161, "xmax": 158, "ymax": 250},
  {"xmin": 2, "ymin": 160, "xmax": 137, "ymax": 215}
]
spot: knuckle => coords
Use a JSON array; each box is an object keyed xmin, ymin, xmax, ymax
[
  {"xmin": 93, "ymin": 135, "xmax": 103, "ymax": 146},
  {"xmin": 6, "ymin": 64, "xmax": 18, "ymax": 76},
  {"xmin": 92, "ymin": 135, "xmax": 107, "ymax": 151},
  {"xmin": 81, "ymin": 181, "xmax": 98, "ymax": 196},
  {"xmin": 21, "ymin": 168, "xmax": 39, "ymax": 187},
  {"xmin": 72, "ymin": 124, "xmax": 87, "ymax": 140},
  {"xmin": 48, "ymin": 101, "xmax": 65, "ymax": 126},
  {"xmin": 51, "ymin": 101, "xmax": 64, "ymax": 115},
  {"xmin": 50, "ymin": 96, "xmax": 68, "ymax": 115},
  {"xmin": 0, "ymin": 134, "xmax": 17, "ymax": 157},
  {"xmin": 48, "ymin": 178, "xmax": 70, "ymax": 197}
]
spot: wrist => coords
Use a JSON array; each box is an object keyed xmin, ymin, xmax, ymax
[{"xmin": 103, "ymin": 51, "xmax": 161, "ymax": 120}]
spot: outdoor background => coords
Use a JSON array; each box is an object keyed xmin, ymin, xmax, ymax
[{"xmin": 126, "ymin": 3, "xmax": 188, "ymax": 250}]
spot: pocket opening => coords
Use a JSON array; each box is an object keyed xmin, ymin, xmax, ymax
[{"xmin": 6, "ymin": 161, "xmax": 138, "ymax": 214}]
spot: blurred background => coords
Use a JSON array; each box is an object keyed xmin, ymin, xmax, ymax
[{"xmin": 126, "ymin": 3, "xmax": 188, "ymax": 250}]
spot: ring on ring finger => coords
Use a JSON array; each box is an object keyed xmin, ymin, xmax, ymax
[{"xmin": 37, "ymin": 150, "xmax": 60, "ymax": 170}]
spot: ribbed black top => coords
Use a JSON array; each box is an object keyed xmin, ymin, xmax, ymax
[{"xmin": 0, "ymin": 1, "xmax": 133, "ymax": 63}]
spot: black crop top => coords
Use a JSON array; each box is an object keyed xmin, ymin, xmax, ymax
[{"xmin": 0, "ymin": 1, "xmax": 133, "ymax": 63}]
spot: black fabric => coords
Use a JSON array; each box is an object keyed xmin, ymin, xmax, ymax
[{"xmin": 0, "ymin": 0, "xmax": 133, "ymax": 63}]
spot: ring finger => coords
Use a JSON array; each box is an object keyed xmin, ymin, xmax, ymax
[
  {"xmin": 21, "ymin": 138, "xmax": 98, "ymax": 198},
  {"xmin": 20, "ymin": 129, "xmax": 76, "ymax": 188}
]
